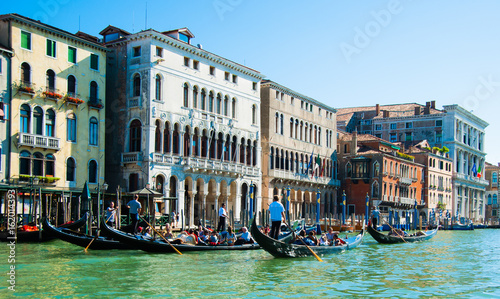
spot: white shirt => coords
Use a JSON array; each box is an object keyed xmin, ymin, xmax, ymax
[
  {"xmin": 269, "ymin": 201, "xmax": 285, "ymax": 221},
  {"xmin": 219, "ymin": 207, "xmax": 227, "ymax": 217}
]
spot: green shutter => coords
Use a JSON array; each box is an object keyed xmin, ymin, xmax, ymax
[
  {"xmin": 90, "ymin": 54, "xmax": 98, "ymax": 70},
  {"xmin": 68, "ymin": 47, "xmax": 76, "ymax": 63},
  {"xmin": 21, "ymin": 31, "xmax": 31, "ymax": 49},
  {"xmin": 46, "ymin": 40, "xmax": 56, "ymax": 57}
]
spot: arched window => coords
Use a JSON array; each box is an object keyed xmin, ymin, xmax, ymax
[
  {"xmin": 280, "ymin": 114, "xmax": 284, "ymax": 135},
  {"xmin": 346, "ymin": 162, "xmax": 352, "ymax": 177},
  {"xmin": 373, "ymin": 161, "xmax": 380, "ymax": 177},
  {"xmin": 224, "ymin": 96, "xmax": 229, "ymax": 116},
  {"xmin": 66, "ymin": 157, "xmax": 76, "ymax": 182},
  {"xmin": 90, "ymin": 81, "xmax": 98, "ymax": 101},
  {"xmin": 183, "ymin": 83, "xmax": 189, "ymax": 107},
  {"xmin": 155, "ymin": 120, "xmax": 161, "ymax": 152},
  {"xmin": 45, "ymin": 154, "xmax": 55, "ymax": 177},
  {"xmin": 192, "ymin": 86, "xmax": 198, "ymax": 108},
  {"xmin": 133, "ymin": 74, "xmax": 140, "ymax": 97},
  {"xmin": 21, "ymin": 62, "xmax": 31, "ymax": 84},
  {"xmin": 372, "ymin": 181, "xmax": 379, "ymax": 198},
  {"xmin": 67, "ymin": 75, "xmax": 76, "ymax": 95},
  {"xmin": 290, "ymin": 118, "xmax": 294, "ymax": 138},
  {"xmin": 208, "ymin": 91, "xmax": 214, "ymax": 112},
  {"xmin": 33, "ymin": 107, "xmax": 43, "ymax": 135},
  {"xmin": 46, "ymin": 69, "xmax": 55, "ymax": 91},
  {"xmin": 33, "ymin": 152, "xmax": 44, "ymax": 176},
  {"xmin": 252, "ymin": 105, "xmax": 257, "ymax": 125},
  {"xmin": 67, "ymin": 113, "xmax": 76, "ymax": 142},
  {"xmin": 89, "ymin": 117, "xmax": 98, "ymax": 146},
  {"xmin": 487, "ymin": 194, "xmax": 492, "ymax": 205},
  {"xmin": 88, "ymin": 160, "xmax": 98, "ymax": 183},
  {"xmin": 173, "ymin": 124, "xmax": 180, "ymax": 155},
  {"xmin": 270, "ymin": 147, "xmax": 274, "ymax": 169},
  {"xmin": 493, "ymin": 194, "xmax": 498, "ymax": 205},
  {"xmin": 201, "ymin": 89, "xmax": 206, "ymax": 110},
  {"xmin": 493, "ymin": 172, "xmax": 498, "ymax": 184},
  {"xmin": 20, "ymin": 104, "xmax": 30, "ymax": 133},
  {"xmin": 155, "ymin": 75, "xmax": 162, "ymax": 101},
  {"xmin": 130, "ymin": 119, "xmax": 141, "ymax": 152},
  {"xmin": 275, "ymin": 112, "xmax": 279, "ymax": 133},
  {"xmin": 163, "ymin": 122, "xmax": 171, "ymax": 153},
  {"xmin": 232, "ymin": 98, "xmax": 236, "ymax": 118},
  {"xmin": 19, "ymin": 150, "xmax": 31, "ymax": 175},
  {"xmin": 216, "ymin": 93, "xmax": 222, "ymax": 114},
  {"xmin": 45, "ymin": 109, "xmax": 55, "ymax": 137}
]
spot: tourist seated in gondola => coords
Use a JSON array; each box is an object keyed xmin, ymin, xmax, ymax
[
  {"xmin": 226, "ymin": 226, "xmax": 236, "ymax": 246},
  {"xmin": 264, "ymin": 224, "xmax": 271, "ymax": 236},
  {"xmin": 319, "ymin": 234, "xmax": 330, "ymax": 246},
  {"xmin": 325, "ymin": 227, "xmax": 336, "ymax": 244},
  {"xmin": 209, "ymin": 230, "xmax": 219, "ymax": 245},
  {"xmin": 292, "ymin": 230, "xmax": 315, "ymax": 246},
  {"xmin": 234, "ymin": 227, "xmax": 254, "ymax": 245},
  {"xmin": 333, "ymin": 233, "xmax": 346, "ymax": 246},
  {"xmin": 307, "ymin": 231, "xmax": 319, "ymax": 246},
  {"xmin": 143, "ymin": 227, "xmax": 152, "ymax": 238},
  {"xmin": 163, "ymin": 224, "xmax": 173, "ymax": 239}
]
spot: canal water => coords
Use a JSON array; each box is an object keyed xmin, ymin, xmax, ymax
[{"xmin": 1, "ymin": 229, "xmax": 499, "ymax": 298}]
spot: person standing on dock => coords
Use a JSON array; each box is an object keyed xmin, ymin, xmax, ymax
[
  {"xmin": 127, "ymin": 195, "xmax": 142, "ymax": 234},
  {"xmin": 269, "ymin": 195, "xmax": 286, "ymax": 240},
  {"xmin": 217, "ymin": 203, "xmax": 228, "ymax": 232}
]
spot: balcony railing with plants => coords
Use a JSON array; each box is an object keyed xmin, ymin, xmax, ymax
[
  {"xmin": 88, "ymin": 97, "xmax": 104, "ymax": 109},
  {"xmin": 64, "ymin": 94, "xmax": 84, "ymax": 105},
  {"xmin": 18, "ymin": 175, "xmax": 60, "ymax": 184},
  {"xmin": 43, "ymin": 88, "xmax": 64, "ymax": 101},
  {"xmin": 15, "ymin": 81, "xmax": 36, "ymax": 96}
]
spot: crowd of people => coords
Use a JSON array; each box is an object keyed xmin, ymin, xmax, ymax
[
  {"xmin": 290, "ymin": 227, "xmax": 347, "ymax": 246},
  {"xmin": 159, "ymin": 224, "xmax": 256, "ymax": 246}
]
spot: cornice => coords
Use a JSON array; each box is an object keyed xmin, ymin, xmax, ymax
[{"xmin": 443, "ymin": 104, "xmax": 489, "ymax": 128}]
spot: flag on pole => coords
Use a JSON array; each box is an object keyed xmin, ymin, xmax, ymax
[
  {"xmin": 471, "ymin": 163, "xmax": 477, "ymax": 177},
  {"xmin": 320, "ymin": 159, "xmax": 326, "ymax": 177},
  {"xmin": 312, "ymin": 154, "xmax": 320, "ymax": 178},
  {"xmin": 477, "ymin": 164, "xmax": 482, "ymax": 178},
  {"xmin": 305, "ymin": 151, "xmax": 313, "ymax": 175}
]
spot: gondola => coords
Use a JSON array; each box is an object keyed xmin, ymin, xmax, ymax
[
  {"xmin": 367, "ymin": 224, "xmax": 438, "ymax": 244},
  {"xmin": 0, "ymin": 212, "xmax": 89, "ymax": 242},
  {"xmin": 42, "ymin": 217, "xmax": 133, "ymax": 250},
  {"xmin": 250, "ymin": 217, "xmax": 365, "ymax": 258},
  {"xmin": 451, "ymin": 222, "xmax": 474, "ymax": 230},
  {"xmin": 100, "ymin": 218, "xmax": 262, "ymax": 253}
]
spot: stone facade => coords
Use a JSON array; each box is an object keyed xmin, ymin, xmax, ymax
[
  {"xmin": 484, "ymin": 162, "xmax": 499, "ymax": 225},
  {"xmin": 260, "ymin": 80, "xmax": 339, "ymax": 222}
]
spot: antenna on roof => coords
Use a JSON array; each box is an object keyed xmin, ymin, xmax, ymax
[
  {"xmin": 145, "ymin": 1, "xmax": 148, "ymax": 30},
  {"xmin": 132, "ymin": 11, "xmax": 135, "ymax": 33},
  {"xmin": 78, "ymin": 15, "xmax": 81, "ymax": 31}
]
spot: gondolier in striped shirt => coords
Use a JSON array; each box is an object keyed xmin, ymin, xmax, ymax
[{"xmin": 269, "ymin": 195, "xmax": 286, "ymax": 240}]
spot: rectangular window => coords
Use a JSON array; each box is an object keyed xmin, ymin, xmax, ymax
[
  {"xmin": 209, "ymin": 66, "xmax": 215, "ymax": 75},
  {"xmin": 90, "ymin": 54, "xmax": 99, "ymax": 70},
  {"xmin": 390, "ymin": 133, "xmax": 397, "ymax": 142},
  {"xmin": 224, "ymin": 72, "xmax": 230, "ymax": 81},
  {"xmin": 436, "ymin": 120, "xmax": 443, "ymax": 127},
  {"xmin": 193, "ymin": 60, "xmax": 199, "ymax": 70},
  {"xmin": 232, "ymin": 74, "xmax": 237, "ymax": 83},
  {"xmin": 156, "ymin": 47, "xmax": 163, "ymax": 57},
  {"xmin": 68, "ymin": 46, "xmax": 77, "ymax": 63},
  {"xmin": 375, "ymin": 124, "xmax": 382, "ymax": 130},
  {"xmin": 133, "ymin": 46, "xmax": 141, "ymax": 57},
  {"xmin": 390, "ymin": 123, "xmax": 397, "ymax": 130},
  {"xmin": 405, "ymin": 132, "xmax": 412, "ymax": 141},
  {"xmin": 253, "ymin": 82, "xmax": 257, "ymax": 90},
  {"xmin": 405, "ymin": 122, "xmax": 412, "ymax": 129},
  {"xmin": 184, "ymin": 57, "xmax": 190, "ymax": 67},
  {"xmin": 21, "ymin": 31, "xmax": 31, "ymax": 50},
  {"xmin": 436, "ymin": 131, "xmax": 443, "ymax": 143},
  {"xmin": 46, "ymin": 39, "xmax": 56, "ymax": 58},
  {"xmin": 375, "ymin": 133, "xmax": 382, "ymax": 138}
]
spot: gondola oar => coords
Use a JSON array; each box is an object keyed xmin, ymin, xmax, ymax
[
  {"xmin": 284, "ymin": 221, "xmax": 323, "ymax": 262},
  {"xmin": 140, "ymin": 216, "xmax": 182, "ymax": 255},
  {"xmin": 383, "ymin": 220, "xmax": 408, "ymax": 243},
  {"xmin": 85, "ymin": 213, "xmax": 114, "ymax": 251}
]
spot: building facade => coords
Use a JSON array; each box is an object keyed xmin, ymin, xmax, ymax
[
  {"xmin": 484, "ymin": 162, "xmax": 499, "ymax": 225},
  {"xmin": 338, "ymin": 132, "xmax": 424, "ymax": 223},
  {"xmin": 102, "ymin": 26, "xmax": 264, "ymax": 228},
  {"xmin": 260, "ymin": 80, "xmax": 339, "ymax": 221},
  {"xmin": 0, "ymin": 45, "xmax": 12, "ymax": 184},
  {"xmin": 0, "ymin": 14, "xmax": 107, "ymax": 217}
]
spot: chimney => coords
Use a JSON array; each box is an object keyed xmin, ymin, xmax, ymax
[
  {"xmin": 424, "ymin": 102, "xmax": 430, "ymax": 115},
  {"xmin": 414, "ymin": 106, "xmax": 421, "ymax": 115},
  {"xmin": 383, "ymin": 110, "xmax": 390, "ymax": 118},
  {"xmin": 376, "ymin": 104, "xmax": 380, "ymax": 115},
  {"xmin": 351, "ymin": 131, "xmax": 358, "ymax": 155},
  {"xmin": 431, "ymin": 100, "xmax": 436, "ymax": 109}
]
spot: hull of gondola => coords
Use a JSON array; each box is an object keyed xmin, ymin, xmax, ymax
[
  {"xmin": 100, "ymin": 218, "xmax": 261, "ymax": 253},
  {"xmin": 0, "ymin": 212, "xmax": 89, "ymax": 243},
  {"xmin": 367, "ymin": 225, "xmax": 438, "ymax": 244},
  {"xmin": 251, "ymin": 217, "xmax": 364, "ymax": 258}
]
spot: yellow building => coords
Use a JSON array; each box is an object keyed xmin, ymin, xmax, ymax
[{"xmin": 0, "ymin": 14, "xmax": 107, "ymax": 219}]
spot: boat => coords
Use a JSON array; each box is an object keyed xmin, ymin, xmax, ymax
[
  {"xmin": 450, "ymin": 222, "xmax": 474, "ymax": 230},
  {"xmin": 250, "ymin": 217, "xmax": 365, "ymax": 258},
  {"xmin": 100, "ymin": 218, "xmax": 262, "ymax": 253},
  {"xmin": 0, "ymin": 212, "xmax": 89, "ymax": 242},
  {"xmin": 42, "ymin": 217, "xmax": 133, "ymax": 250},
  {"xmin": 367, "ymin": 225, "xmax": 438, "ymax": 244}
]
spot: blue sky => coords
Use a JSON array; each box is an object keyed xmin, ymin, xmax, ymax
[{"xmin": 3, "ymin": 0, "xmax": 500, "ymax": 163}]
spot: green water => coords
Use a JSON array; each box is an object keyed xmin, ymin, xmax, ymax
[{"xmin": 1, "ymin": 229, "xmax": 499, "ymax": 298}]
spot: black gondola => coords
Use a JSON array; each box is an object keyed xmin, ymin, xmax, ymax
[
  {"xmin": 42, "ymin": 217, "xmax": 133, "ymax": 250},
  {"xmin": 367, "ymin": 224, "xmax": 438, "ymax": 244},
  {"xmin": 100, "ymin": 217, "xmax": 262, "ymax": 253},
  {"xmin": 0, "ymin": 212, "xmax": 89, "ymax": 242},
  {"xmin": 250, "ymin": 217, "xmax": 365, "ymax": 258}
]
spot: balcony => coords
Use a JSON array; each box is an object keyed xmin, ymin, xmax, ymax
[
  {"xmin": 268, "ymin": 169, "xmax": 340, "ymax": 186},
  {"xmin": 88, "ymin": 98, "xmax": 104, "ymax": 110},
  {"xmin": 18, "ymin": 133, "xmax": 60, "ymax": 150},
  {"xmin": 42, "ymin": 88, "xmax": 64, "ymax": 102},
  {"xmin": 128, "ymin": 97, "xmax": 141, "ymax": 108},
  {"xmin": 453, "ymin": 173, "xmax": 489, "ymax": 186},
  {"xmin": 64, "ymin": 93, "xmax": 84, "ymax": 106},
  {"xmin": 398, "ymin": 196, "xmax": 414, "ymax": 205},
  {"xmin": 184, "ymin": 156, "xmax": 260, "ymax": 178},
  {"xmin": 399, "ymin": 177, "xmax": 413, "ymax": 185},
  {"xmin": 17, "ymin": 81, "xmax": 35, "ymax": 97},
  {"xmin": 122, "ymin": 152, "xmax": 143, "ymax": 163}
]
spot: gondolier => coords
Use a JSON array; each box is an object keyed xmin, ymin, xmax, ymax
[
  {"xmin": 217, "ymin": 203, "xmax": 228, "ymax": 232},
  {"xmin": 269, "ymin": 195, "xmax": 286, "ymax": 240},
  {"xmin": 127, "ymin": 195, "xmax": 142, "ymax": 234}
]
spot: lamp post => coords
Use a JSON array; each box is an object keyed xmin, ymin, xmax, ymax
[{"xmin": 342, "ymin": 190, "xmax": 346, "ymax": 225}]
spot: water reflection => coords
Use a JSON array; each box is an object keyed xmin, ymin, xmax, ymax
[{"xmin": 1, "ymin": 230, "xmax": 499, "ymax": 297}]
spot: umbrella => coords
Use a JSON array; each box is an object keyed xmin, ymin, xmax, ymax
[{"xmin": 129, "ymin": 187, "xmax": 163, "ymax": 219}]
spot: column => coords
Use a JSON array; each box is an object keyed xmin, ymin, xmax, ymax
[
  {"xmin": 234, "ymin": 182, "xmax": 242, "ymax": 221},
  {"xmin": 179, "ymin": 128, "xmax": 185, "ymax": 157},
  {"xmin": 177, "ymin": 178, "xmax": 186, "ymax": 229}
]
